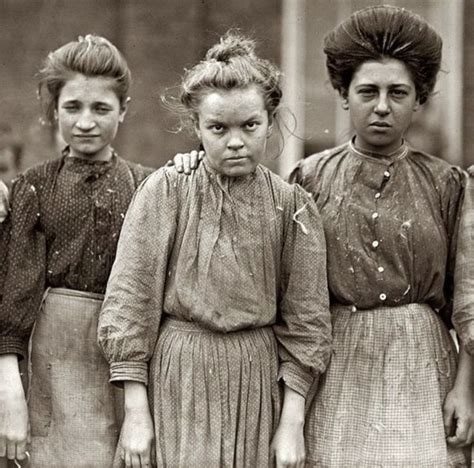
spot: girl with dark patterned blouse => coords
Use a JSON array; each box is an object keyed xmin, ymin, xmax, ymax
[{"xmin": 0, "ymin": 35, "xmax": 152, "ymax": 467}]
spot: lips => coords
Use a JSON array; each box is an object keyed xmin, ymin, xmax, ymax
[{"xmin": 370, "ymin": 122, "xmax": 391, "ymax": 128}]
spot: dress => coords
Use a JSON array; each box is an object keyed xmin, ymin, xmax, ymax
[
  {"xmin": 290, "ymin": 139, "xmax": 467, "ymax": 467},
  {"xmin": 98, "ymin": 160, "xmax": 332, "ymax": 467},
  {"xmin": 0, "ymin": 149, "xmax": 152, "ymax": 468}
]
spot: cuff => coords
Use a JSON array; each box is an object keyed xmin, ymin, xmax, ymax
[
  {"xmin": 110, "ymin": 361, "xmax": 148, "ymax": 386},
  {"xmin": 0, "ymin": 336, "xmax": 27, "ymax": 359},
  {"xmin": 277, "ymin": 361, "xmax": 315, "ymax": 398}
]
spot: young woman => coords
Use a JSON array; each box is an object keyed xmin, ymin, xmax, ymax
[
  {"xmin": 0, "ymin": 35, "xmax": 152, "ymax": 467},
  {"xmin": 290, "ymin": 6, "xmax": 474, "ymax": 466},
  {"xmin": 98, "ymin": 33, "xmax": 332, "ymax": 468}
]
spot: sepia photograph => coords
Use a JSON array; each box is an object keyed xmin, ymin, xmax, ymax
[{"xmin": 0, "ymin": 0, "xmax": 473, "ymax": 466}]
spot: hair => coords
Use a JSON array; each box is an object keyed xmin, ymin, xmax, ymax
[
  {"xmin": 323, "ymin": 5, "xmax": 442, "ymax": 104},
  {"xmin": 176, "ymin": 31, "xmax": 282, "ymax": 126},
  {"xmin": 38, "ymin": 34, "xmax": 131, "ymax": 124}
]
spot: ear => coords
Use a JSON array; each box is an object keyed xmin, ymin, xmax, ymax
[
  {"xmin": 193, "ymin": 117, "xmax": 201, "ymax": 140},
  {"xmin": 339, "ymin": 89, "xmax": 349, "ymax": 110},
  {"xmin": 118, "ymin": 97, "xmax": 131, "ymax": 123},
  {"xmin": 413, "ymin": 99, "xmax": 420, "ymax": 112},
  {"xmin": 267, "ymin": 112, "xmax": 274, "ymax": 138},
  {"xmin": 54, "ymin": 109, "xmax": 58, "ymax": 121}
]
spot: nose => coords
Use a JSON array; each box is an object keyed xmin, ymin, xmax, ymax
[
  {"xmin": 76, "ymin": 110, "xmax": 96, "ymax": 131},
  {"xmin": 227, "ymin": 131, "xmax": 244, "ymax": 151},
  {"xmin": 374, "ymin": 93, "xmax": 390, "ymax": 116}
]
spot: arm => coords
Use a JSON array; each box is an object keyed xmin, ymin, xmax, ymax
[
  {"xmin": 443, "ymin": 344, "xmax": 474, "ymax": 446},
  {"xmin": 453, "ymin": 168, "xmax": 474, "ymax": 351},
  {"xmin": 0, "ymin": 175, "xmax": 45, "ymax": 461},
  {"xmin": 272, "ymin": 185, "xmax": 332, "ymax": 466},
  {"xmin": 98, "ymin": 168, "xmax": 179, "ymax": 385}
]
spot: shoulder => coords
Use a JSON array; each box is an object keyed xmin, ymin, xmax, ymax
[
  {"xmin": 407, "ymin": 147, "xmax": 465, "ymax": 187},
  {"xmin": 117, "ymin": 157, "xmax": 155, "ymax": 187},
  {"xmin": 12, "ymin": 158, "xmax": 62, "ymax": 195}
]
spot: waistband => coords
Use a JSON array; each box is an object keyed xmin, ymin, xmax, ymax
[
  {"xmin": 331, "ymin": 302, "xmax": 432, "ymax": 314},
  {"xmin": 47, "ymin": 287, "xmax": 104, "ymax": 301},
  {"xmin": 162, "ymin": 316, "xmax": 272, "ymax": 335}
]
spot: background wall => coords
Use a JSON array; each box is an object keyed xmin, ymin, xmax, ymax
[{"xmin": 0, "ymin": 0, "xmax": 472, "ymax": 179}]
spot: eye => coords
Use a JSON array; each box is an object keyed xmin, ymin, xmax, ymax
[
  {"xmin": 358, "ymin": 88, "xmax": 377, "ymax": 97},
  {"xmin": 391, "ymin": 89, "xmax": 409, "ymax": 98},
  {"xmin": 245, "ymin": 121, "xmax": 259, "ymax": 131},
  {"xmin": 209, "ymin": 124, "xmax": 225, "ymax": 134},
  {"xmin": 62, "ymin": 104, "xmax": 79, "ymax": 113},
  {"xmin": 95, "ymin": 105, "xmax": 112, "ymax": 114}
]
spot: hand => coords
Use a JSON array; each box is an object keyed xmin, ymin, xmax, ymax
[
  {"xmin": 443, "ymin": 384, "xmax": 474, "ymax": 447},
  {"xmin": 271, "ymin": 385, "xmax": 306, "ymax": 467},
  {"xmin": 121, "ymin": 381, "xmax": 155, "ymax": 467},
  {"xmin": 271, "ymin": 419, "xmax": 305, "ymax": 468},
  {"xmin": 0, "ymin": 181, "xmax": 9, "ymax": 223},
  {"xmin": 166, "ymin": 150, "xmax": 204, "ymax": 175},
  {"xmin": 0, "ymin": 355, "xmax": 29, "ymax": 461}
]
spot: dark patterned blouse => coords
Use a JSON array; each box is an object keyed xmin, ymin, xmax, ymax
[
  {"xmin": 0, "ymin": 150, "xmax": 153, "ymax": 356},
  {"xmin": 290, "ymin": 139, "xmax": 464, "ymax": 327}
]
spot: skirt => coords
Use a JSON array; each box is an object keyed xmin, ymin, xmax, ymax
[
  {"xmin": 305, "ymin": 303, "xmax": 468, "ymax": 467},
  {"xmin": 28, "ymin": 288, "xmax": 122, "ymax": 468},
  {"xmin": 149, "ymin": 317, "xmax": 281, "ymax": 468}
]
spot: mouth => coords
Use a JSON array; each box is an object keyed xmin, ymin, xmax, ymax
[
  {"xmin": 73, "ymin": 135, "xmax": 100, "ymax": 139},
  {"xmin": 370, "ymin": 122, "xmax": 391, "ymax": 128}
]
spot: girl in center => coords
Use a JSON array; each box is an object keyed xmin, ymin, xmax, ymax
[{"xmin": 98, "ymin": 33, "xmax": 332, "ymax": 468}]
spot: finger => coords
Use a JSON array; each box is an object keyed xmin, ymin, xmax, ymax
[
  {"xmin": 0, "ymin": 438, "xmax": 6, "ymax": 457},
  {"xmin": 130, "ymin": 452, "xmax": 141, "ymax": 468},
  {"xmin": 6, "ymin": 441, "xmax": 16, "ymax": 460},
  {"xmin": 443, "ymin": 403, "xmax": 455, "ymax": 437},
  {"xmin": 174, "ymin": 154, "xmax": 184, "ymax": 173},
  {"xmin": 448, "ymin": 418, "xmax": 468, "ymax": 446},
  {"xmin": 183, "ymin": 152, "xmax": 193, "ymax": 175},
  {"xmin": 198, "ymin": 150, "xmax": 205, "ymax": 162},
  {"xmin": 165, "ymin": 160, "xmax": 173, "ymax": 167},
  {"xmin": 140, "ymin": 451, "xmax": 151, "ymax": 467},
  {"xmin": 15, "ymin": 440, "xmax": 27, "ymax": 461},
  {"xmin": 124, "ymin": 452, "xmax": 132, "ymax": 467}
]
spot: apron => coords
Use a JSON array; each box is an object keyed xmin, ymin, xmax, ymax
[{"xmin": 28, "ymin": 288, "xmax": 122, "ymax": 468}]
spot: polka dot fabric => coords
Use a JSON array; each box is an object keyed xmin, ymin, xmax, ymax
[{"xmin": 0, "ymin": 149, "xmax": 152, "ymax": 356}]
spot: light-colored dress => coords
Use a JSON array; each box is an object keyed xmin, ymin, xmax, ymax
[
  {"xmin": 99, "ymin": 161, "xmax": 332, "ymax": 467},
  {"xmin": 291, "ymin": 139, "xmax": 467, "ymax": 467}
]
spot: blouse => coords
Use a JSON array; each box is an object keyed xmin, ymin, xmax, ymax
[
  {"xmin": 454, "ymin": 166, "xmax": 474, "ymax": 353},
  {"xmin": 98, "ymin": 161, "xmax": 332, "ymax": 398},
  {"xmin": 290, "ymin": 140, "xmax": 464, "ymax": 326},
  {"xmin": 0, "ymin": 151, "xmax": 152, "ymax": 356}
]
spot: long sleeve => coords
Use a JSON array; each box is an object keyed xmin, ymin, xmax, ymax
[
  {"xmin": 453, "ymin": 167, "xmax": 474, "ymax": 353},
  {"xmin": 98, "ymin": 168, "xmax": 178, "ymax": 385},
  {"xmin": 0, "ymin": 175, "xmax": 46, "ymax": 356},
  {"xmin": 274, "ymin": 184, "xmax": 332, "ymax": 398}
]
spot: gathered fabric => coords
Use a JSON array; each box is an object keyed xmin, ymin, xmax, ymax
[
  {"xmin": 305, "ymin": 303, "xmax": 467, "ymax": 467},
  {"xmin": 29, "ymin": 288, "xmax": 122, "ymax": 468}
]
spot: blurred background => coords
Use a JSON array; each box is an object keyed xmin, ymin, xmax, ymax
[{"xmin": 0, "ymin": 0, "xmax": 472, "ymax": 181}]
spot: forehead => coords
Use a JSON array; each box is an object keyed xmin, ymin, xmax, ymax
[
  {"xmin": 198, "ymin": 86, "xmax": 267, "ymax": 121},
  {"xmin": 351, "ymin": 59, "xmax": 415, "ymax": 87},
  {"xmin": 58, "ymin": 73, "xmax": 119, "ymax": 103}
]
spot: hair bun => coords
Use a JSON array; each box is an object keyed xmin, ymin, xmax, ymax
[{"xmin": 205, "ymin": 32, "xmax": 256, "ymax": 62}]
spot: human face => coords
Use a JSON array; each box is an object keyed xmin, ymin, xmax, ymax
[
  {"xmin": 346, "ymin": 58, "xmax": 419, "ymax": 154},
  {"xmin": 57, "ymin": 74, "xmax": 127, "ymax": 161},
  {"xmin": 194, "ymin": 86, "xmax": 272, "ymax": 177},
  {"xmin": 0, "ymin": 147, "xmax": 17, "ymax": 184}
]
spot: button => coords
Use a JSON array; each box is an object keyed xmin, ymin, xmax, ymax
[
  {"xmin": 379, "ymin": 293, "xmax": 387, "ymax": 301},
  {"xmin": 384, "ymin": 170, "xmax": 390, "ymax": 178},
  {"xmin": 372, "ymin": 212, "xmax": 379, "ymax": 219},
  {"xmin": 375, "ymin": 192, "xmax": 381, "ymax": 199},
  {"xmin": 351, "ymin": 305, "xmax": 357, "ymax": 312},
  {"xmin": 372, "ymin": 240, "xmax": 379, "ymax": 248},
  {"xmin": 378, "ymin": 266, "xmax": 384, "ymax": 272}
]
